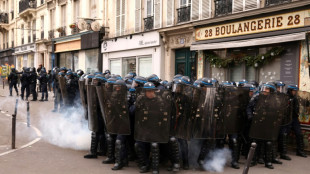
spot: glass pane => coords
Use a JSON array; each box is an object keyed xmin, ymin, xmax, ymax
[
  {"xmin": 230, "ymin": 64, "xmax": 243, "ymax": 82},
  {"xmin": 85, "ymin": 49, "xmax": 99, "ymax": 74},
  {"xmin": 147, "ymin": 0, "xmax": 152, "ymax": 16},
  {"xmin": 176, "ymin": 62, "xmax": 185, "ymax": 75},
  {"xmin": 74, "ymin": 52, "xmax": 79, "ymax": 71},
  {"xmin": 110, "ymin": 59, "xmax": 121, "ymax": 75},
  {"xmin": 66, "ymin": 53, "xmax": 73, "ymax": 70},
  {"xmin": 122, "ymin": 57, "xmax": 136, "ymax": 77},
  {"xmin": 246, "ymin": 66, "xmax": 256, "ymax": 82},
  {"xmin": 138, "ymin": 57, "xmax": 152, "ymax": 77},
  {"xmin": 59, "ymin": 53, "xmax": 66, "ymax": 68}
]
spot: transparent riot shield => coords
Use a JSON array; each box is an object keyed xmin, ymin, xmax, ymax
[
  {"xmin": 86, "ymin": 78, "xmax": 99, "ymax": 132},
  {"xmin": 134, "ymin": 88, "xmax": 172, "ymax": 143},
  {"xmin": 78, "ymin": 79, "xmax": 88, "ymax": 120},
  {"xmin": 58, "ymin": 76, "xmax": 69, "ymax": 106}
]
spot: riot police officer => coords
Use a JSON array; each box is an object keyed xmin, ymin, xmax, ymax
[
  {"xmin": 66, "ymin": 71, "xmax": 77, "ymax": 106},
  {"xmin": 29, "ymin": 67, "xmax": 37, "ymax": 101},
  {"xmin": 287, "ymin": 84, "xmax": 307, "ymax": 158},
  {"xmin": 38, "ymin": 68, "xmax": 48, "ymax": 101},
  {"xmin": 8, "ymin": 68, "xmax": 19, "ymax": 96},
  {"xmin": 20, "ymin": 67, "xmax": 30, "ymax": 100},
  {"xmin": 52, "ymin": 67, "xmax": 62, "ymax": 112}
]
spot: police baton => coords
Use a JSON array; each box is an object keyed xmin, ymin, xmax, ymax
[{"xmin": 242, "ymin": 142, "xmax": 257, "ymax": 174}]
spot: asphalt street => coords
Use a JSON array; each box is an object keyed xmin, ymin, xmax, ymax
[{"xmin": 0, "ymin": 85, "xmax": 309, "ymax": 174}]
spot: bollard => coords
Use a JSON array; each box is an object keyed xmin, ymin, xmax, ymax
[
  {"xmin": 14, "ymin": 99, "xmax": 19, "ymax": 116},
  {"xmin": 27, "ymin": 101, "xmax": 30, "ymax": 127},
  {"xmin": 2, "ymin": 79, "xmax": 4, "ymax": 89},
  {"xmin": 242, "ymin": 142, "xmax": 257, "ymax": 174},
  {"xmin": 11, "ymin": 114, "xmax": 16, "ymax": 149}
]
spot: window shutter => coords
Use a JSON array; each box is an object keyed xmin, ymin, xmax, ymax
[
  {"xmin": 116, "ymin": 0, "xmax": 121, "ymax": 36},
  {"xmin": 154, "ymin": 0, "xmax": 161, "ymax": 29},
  {"xmin": 135, "ymin": 0, "xmax": 141, "ymax": 32},
  {"xmin": 121, "ymin": 0, "xmax": 126, "ymax": 35},
  {"xmin": 166, "ymin": 0, "xmax": 174, "ymax": 26},
  {"xmin": 232, "ymin": 0, "xmax": 244, "ymax": 14},
  {"xmin": 201, "ymin": 0, "xmax": 211, "ymax": 19},
  {"xmin": 191, "ymin": 0, "xmax": 199, "ymax": 21},
  {"xmin": 245, "ymin": 0, "xmax": 259, "ymax": 11}
]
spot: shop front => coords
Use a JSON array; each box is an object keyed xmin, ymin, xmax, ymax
[
  {"xmin": 101, "ymin": 31, "xmax": 164, "ymax": 78},
  {"xmin": 13, "ymin": 44, "xmax": 36, "ymax": 71},
  {"xmin": 0, "ymin": 48, "xmax": 14, "ymax": 66},
  {"xmin": 192, "ymin": 8, "xmax": 310, "ymax": 150},
  {"xmin": 81, "ymin": 31, "xmax": 102, "ymax": 73}
]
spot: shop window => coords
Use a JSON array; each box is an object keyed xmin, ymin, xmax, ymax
[
  {"xmin": 122, "ymin": 57, "xmax": 136, "ymax": 77},
  {"xmin": 85, "ymin": 49, "xmax": 99, "ymax": 74},
  {"xmin": 215, "ymin": 0, "xmax": 232, "ymax": 17},
  {"xmin": 73, "ymin": 52, "xmax": 79, "ymax": 71},
  {"xmin": 60, "ymin": 53, "xmax": 73, "ymax": 70},
  {"xmin": 110, "ymin": 59, "xmax": 121, "ymax": 75},
  {"xmin": 138, "ymin": 57, "xmax": 152, "ymax": 77}
]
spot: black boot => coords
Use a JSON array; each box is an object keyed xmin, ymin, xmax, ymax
[
  {"xmin": 112, "ymin": 140, "xmax": 125, "ymax": 170},
  {"xmin": 271, "ymin": 142, "xmax": 282, "ymax": 164},
  {"xmin": 279, "ymin": 133, "xmax": 291, "ymax": 160},
  {"xmin": 198, "ymin": 140, "xmax": 211, "ymax": 169},
  {"xmin": 97, "ymin": 134, "xmax": 107, "ymax": 156},
  {"xmin": 167, "ymin": 137, "xmax": 180, "ymax": 172},
  {"xmin": 135, "ymin": 143, "xmax": 150, "ymax": 173},
  {"xmin": 257, "ymin": 141, "xmax": 265, "ymax": 164},
  {"xmin": 296, "ymin": 136, "xmax": 307, "ymax": 158},
  {"xmin": 230, "ymin": 138, "xmax": 240, "ymax": 169},
  {"xmin": 151, "ymin": 143, "xmax": 159, "ymax": 174},
  {"xmin": 84, "ymin": 132, "xmax": 98, "ymax": 159},
  {"xmin": 265, "ymin": 141, "xmax": 274, "ymax": 169},
  {"xmin": 102, "ymin": 134, "xmax": 115, "ymax": 164}
]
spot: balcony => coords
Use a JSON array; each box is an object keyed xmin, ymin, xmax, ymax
[
  {"xmin": 57, "ymin": 26, "xmax": 66, "ymax": 37},
  {"xmin": 19, "ymin": 0, "xmax": 37, "ymax": 22},
  {"xmin": 0, "ymin": 12, "xmax": 9, "ymax": 24},
  {"xmin": 215, "ymin": 0, "xmax": 232, "ymax": 17},
  {"xmin": 265, "ymin": 0, "xmax": 292, "ymax": 7},
  {"xmin": 144, "ymin": 16, "xmax": 154, "ymax": 31},
  {"xmin": 177, "ymin": 6, "xmax": 191, "ymax": 23},
  {"xmin": 41, "ymin": 31, "xmax": 44, "ymax": 39},
  {"xmin": 48, "ymin": 30, "xmax": 54, "ymax": 40}
]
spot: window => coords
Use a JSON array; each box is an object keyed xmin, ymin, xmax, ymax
[
  {"xmin": 21, "ymin": 24, "xmax": 24, "ymax": 44},
  {"xmin": 215, "ymin": 0, "xmax": 232, "ymax": 16},
  {"xmin": 50, "ymin": 9, "xmax": 55, "ymax": 30},
  {"xmin": 74, "ymin": 0, "xmax": 80, "ymax": 22},
  {"xmin": 11, "ymin": 29, "xmax": 14, "ymax": 47},
  {"xmin": 122, "ymin": 58, "xmax": 136, "ymax": 76},
  {"xmin": 116, "ymin": 0, "xmax": 125, "ymax": 36},
  {"xmin": 41, "ymin": 16, "xmax": 44, "ymax": 39},
  {"xmin": 85, "ymin": 49, "xmax": 99, "ymax": 74},
  {"xmin": 28, "ymin": 22, "xmax": 31, "ymax": 43},
  {"xmin": 180, "ymin": 0, "xmax": 191, "ymax": 7},
  {"xmin": 90, "ymin": 0, "xmax": 97, "ymax": 18},
  {"xmin": 60, "ymin": 53, "xmax": 73, "ymax": 70},
  {"xmin": 146, "ymin": 0, "xmax": 153, "ymax": 17},
  {"xmin": 138, "ymin": 57, "xmax": 152, "ymax": 77},
  {"xmin": 110, "ymin": 59, "xmax": 122, "ymax": 75},
  {"xmin": 32, "ymin": 20, "xmax": 36, "ymax": 41},
  {"xmin": 61, "ymin": 5, "xmax": 66, "ymax": 27}
]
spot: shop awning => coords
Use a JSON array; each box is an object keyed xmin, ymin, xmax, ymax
[{"xmin": 190, "ymin": 32, "xmax": 306, "ymax": 50}]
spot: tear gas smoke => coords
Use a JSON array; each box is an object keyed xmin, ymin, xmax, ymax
[
  {"xmin": 39, "ymin": 107, "xmax": 91, "ymax": 150},
  {"xmin": 203, "ymin": 148, "xmax": 232, "ymax": 172}
]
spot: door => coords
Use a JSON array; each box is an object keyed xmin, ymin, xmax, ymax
[{"xmin": 175, "ymin": 48, "xmax": 196, "ymax": 80}]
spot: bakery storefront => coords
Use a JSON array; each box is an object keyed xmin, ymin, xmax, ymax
[
  {"xmin": 192, "ymin": 8, "xmax": 310, "ymax": 150},
  {"xmin": 102, "ymin": 31, "xmax": 164, "ymax": 78}
]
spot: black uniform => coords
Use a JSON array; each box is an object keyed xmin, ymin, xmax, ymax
[
  {"xmin": 66, "ymin": 76, "xmax": 77, "ymax": 106},
  {"xmin": 20, "ymin": 70, "xmax": 30, "ymax": 100},
  {"xmin": 29, "ymin": 69, "xmax": 37, "ymax": 101},
  {"xmin": 8, "ymin": 70, "xmax": 19, "ymax": 96},
  {"xmin": 38, "ymin": 72, "xmax": 48, "ymax": 101}
]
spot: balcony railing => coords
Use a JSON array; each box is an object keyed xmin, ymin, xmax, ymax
[
  {"xmin": 177, "ymin": 6, "xmax": 191, "ymax": 23},
  {"xmin": 48, "ymin": 30, "xmax": 54, "ymax": 39},
  {"xmin": 215, "ymin": 0, "xmax": 232, "ymax": 17},
  {"xmin": 265, "ymin": 0, "xmax": 292, "ymax": 6},
  {"xmin": 28, "ymin": 35, "xmax": 31, "ymax": 43},
  {"xmin": 11, "ymin": 41, "xmax": 14, "ymax": 48},
  {"xmin": 57, "ymin": 26, "xmax": 66, "ymax": 37},
  {"xmin": 33, "ymin": 34, "xmax": 36, "ymax": 42},
  {"xmin": 41, "ymin": 31, "xmax": 44, "ymax": 39},
  {"xmin": 19, "ymin": 0, "xmax": 37, "ymax": 13},
  {"xmin": 144, "ymin": 16, "xmax": 154, "ymax": 31},
  {"xmin": 0, "ymin": 12, "xmax": 8, "ymax": 24}
]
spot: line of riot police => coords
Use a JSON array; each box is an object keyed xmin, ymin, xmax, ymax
[{"xmin": 53, "ymin": 68, "xmax": 308, "ymax": 173}]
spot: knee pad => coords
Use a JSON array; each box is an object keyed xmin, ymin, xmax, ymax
[
  {"xmin": 152, "ymin": 143, "xmax": 158, "ymax": 148},
  {"xmin": 115, "ymin": 139, "xmax": 121, "ymax": 146},
  {"xmin": 170, "ymin": 137, "xmax": 176, "ymax": 142}
]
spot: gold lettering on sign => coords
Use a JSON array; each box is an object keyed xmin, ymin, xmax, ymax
[{"xmin": 195, "ymin": 10, "xmax": 309, "ymax": 41}]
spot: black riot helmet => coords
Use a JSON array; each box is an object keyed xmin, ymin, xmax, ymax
[
  {"xmin": 193, "ymin": 79, "xmax": 202, "ymax": 87},
  {"xmin": 160, "ymin": 80, "xmax": 168, "ymax": 86},
  {"xmin": 173, "ymin": 74, "xmax": 183, "ymax": 80},
  {"xmin": 238, "ymin": 79, "xmax": 248, "ymax": 87},
  {"xmin": 93, "ymin": 74, "xmax": 107, "ymax": 86},
  {"xmin": 147, "ymin": 74, "xmax": 160, "ymax": 84},
  {"xmin": 221, "ymin": 81, "xmax": 234, "ymax": 87},
  {"xmin": 85, "ymin": 74, "xmax": 95, "ymax": 85},
  {"xmin": 144, "ymin": 82, "xmax": 156, "ymax": 89},
  {"xmin": 180, "ymin": 76, "xmax": 191, "ymax": 85},
  {"xmin": 132, "ymin": 76, "xmax": 147, "ymax": 88},
  {"xmin": 261, "ymin": 81, "xmax": 276, "ymax": 93},
  {"xmin": 165, "ymin": 81, "xmax": 173, "ymax": 90},
  {"xmin": 76, "ymin": 69, "xmax": 84, "ymax": 77},
  {"xmin": 249, "ymin": 80, "xmax": 259, "ymax": 88},
  {"xmin": 287, "ymin": 84, "xmax": 299, "ymax": 97},
  {"xmin": 275, "ymin": 80, "xmax": 286, "ymax": 93},
  {"xmin": 29, "ymin": 67, "xmax": 35, "ymax": 73},
  {"xmin": 115, "ymin": 79, "xmax": 126, "ymax": 86},
  {"xmin": 200, "ymin": 77, "xmax": 213, "ymax": 87},
  {"xmin": 60, "ymin": 67, "xmax": 67, "ymax": 73},
  {"xmin": 124, "ymin": 73, "xmax": 134, "ymax": 85},
  {"xmin": 104, "ymin": 69, "xmax": 111, "ymax": 75}
]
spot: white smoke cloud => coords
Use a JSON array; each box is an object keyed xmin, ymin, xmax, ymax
[
  {"xmin": 39, "ymin": 107, "xmax": 91, "ymax": 151},
  {"xmin": 203, "ymin": 148, "xmax": 232, "ymax": 172}
]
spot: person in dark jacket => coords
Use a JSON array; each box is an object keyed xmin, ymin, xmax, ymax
[
  {"xmin": 37, "ymin": 64, "xmax": 43, "ymax": 92},
  {"xmin": 66, "ymin": 71, "xmax": 77, "ymax": 107},
  {"xmin": 38, "ymin": 69, "xmax": 49, "ymax": 101},
  {"xmin": 20, "ymin": 67, "xmax": 30, "ymax": 100},
  {"xmin": 29, "ymin": 67, "xmax": 37, "ymax": 101},
  {"xmin": 8, "ymin": 68, "xmax": 19, "ymax": 96},
  {"xmin": 48, "ymin": 70, "xmax": 53, "ymax": 92}
]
